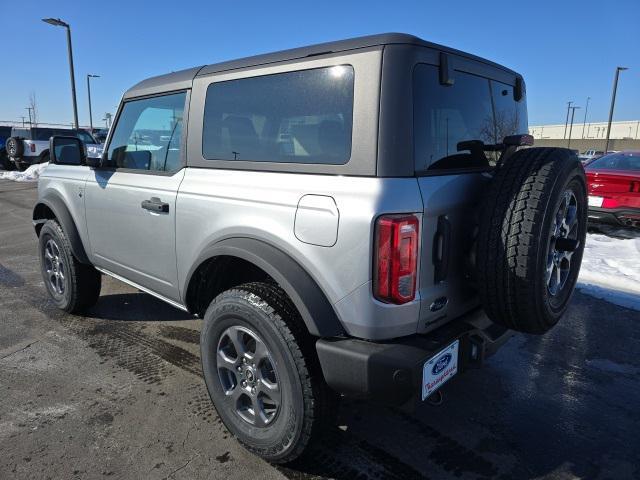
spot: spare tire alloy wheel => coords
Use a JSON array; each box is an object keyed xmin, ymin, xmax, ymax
[
  {"xmin": 217, "ymin": 325, "xmax": 281, "ymax": 427},
  {"xmin": 6, "ymin": 137, "xmax": 22, "ymax": 158},
  {"xmin": 547, "ymin": 190, "xmax": 579, "ymax": 297}
]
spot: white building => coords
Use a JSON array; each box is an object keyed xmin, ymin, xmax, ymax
[{"xmin": 529, "ymin": 120, "xmax": 640, "ymax": 140}]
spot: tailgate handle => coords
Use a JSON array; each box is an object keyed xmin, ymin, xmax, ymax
[{"xmin": 432, "ymin": 215, "xmax": 451, "ymax": 283}]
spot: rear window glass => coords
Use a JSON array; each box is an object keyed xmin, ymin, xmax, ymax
[
  {"xmin": 414, "ymin": 64, "xmax": 527, "ymax": 173},
  {"xmin": 202, "ymin": 66, "xmax": 354, "ymax": 165},
  {"xmin": 588, "ymin": 152, "xmax": 640, "ymax": 171}
]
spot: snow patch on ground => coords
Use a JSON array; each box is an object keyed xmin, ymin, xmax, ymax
[
  {"xmin": 0, "ymin": 162, "xmax": 49, "ymax": 182},
  {"xmin": 578, "ymin": 232, "xmax": 640, "ymax": 311}
]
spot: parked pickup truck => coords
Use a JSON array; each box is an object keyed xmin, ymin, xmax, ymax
[
  {"xmin": 5, "ymin": 127, "xmax": 102, "ymax": 171},
  {"xmin": 34, "ymin": 33, "xmax": 587, "ymax": 463}
]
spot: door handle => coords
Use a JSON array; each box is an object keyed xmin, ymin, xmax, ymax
[{"xmin": 141, "ymin": 197, "xmax": 169, "ymax": 213}]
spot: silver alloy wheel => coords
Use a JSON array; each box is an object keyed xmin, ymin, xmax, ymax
[
  {"xmin": 44, "ymin": 239, "xmax": 66, "ymax": 296},
  {"xmin": 216, "ymin": 325, "xmax": 281, "ymax": 427},
  {"xmin": 546, "ymin": 190, "xmax": 580, "ymax": 296},
  {"xmin": 6, "ymin": 138, "xmax": 17, "ymax": 156}
]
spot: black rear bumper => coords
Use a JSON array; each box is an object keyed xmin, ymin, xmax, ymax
[
  {"xmin": 588, "ymin": 207, "xmax": 640, "ymax": 229},
  {"xmin": 316, "ymin": 309, "xmax": 513, "ymax": 405}
]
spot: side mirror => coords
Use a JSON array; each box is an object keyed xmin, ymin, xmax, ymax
[
  {"xmin": 85, "ymin": 156, "xmax": 102, "ymax": 168},
  {"xmin": 49, "ymin": 136, "xmax": 86, "ymax": 166}
]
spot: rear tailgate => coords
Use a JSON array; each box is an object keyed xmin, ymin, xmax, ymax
[
  {"xmin": 416, "ymin": 173, "xmax": 491, "ymax": 333},
  {"xmin": 22, "ymin": 140, "xmax": 48, "ymax": 158}
]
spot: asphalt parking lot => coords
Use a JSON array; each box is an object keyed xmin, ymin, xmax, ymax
[{"xmin": 1, "ymin": 180, "xmax": 639, "ymax": 480}]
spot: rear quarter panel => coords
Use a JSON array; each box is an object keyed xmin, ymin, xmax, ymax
[{"xmin": 176, "ymin": 169, "xmax": 423, "ymax": 339}]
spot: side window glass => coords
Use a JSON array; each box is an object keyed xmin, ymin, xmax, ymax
[
  {"xmin": 107, "ymin": 92, "xmax": 186, "ymax": 172},
  {"xmin": 414, "ymin": 65, "xmax": 494, "ymax": 172},
  {"xmin": 76, "ymin": 131, "xmax": 94, "ymax": 144},
  {"xmin": 202, "ymin": 66, "xmax": 354, "ymax": 165}
]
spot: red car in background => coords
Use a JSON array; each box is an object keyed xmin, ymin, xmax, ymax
[{"xmin": 586, "ymin": 151, "xmax": 640, "ymax": 229}]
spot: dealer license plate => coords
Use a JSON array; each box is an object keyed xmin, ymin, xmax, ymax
[
  {"xmin": 588, "ymin": 196, "xmax": 604, "ymax": 207},
  {"xmin": 422, "ymin": 340, "xmax": 459, "ymax": 400}
]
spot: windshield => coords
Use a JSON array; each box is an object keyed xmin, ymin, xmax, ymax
[{"xmin": 587, "ymin": 151, "xmax": 640, "ymax": 171}]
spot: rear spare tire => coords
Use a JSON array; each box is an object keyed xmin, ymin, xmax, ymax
[
  {"xmin": 476, "ymin": 147, "xmax": 587, "ymax": 334},
  {"xmin": 5, "ymin": 137, "xmax": 23, "ymax": 159}
]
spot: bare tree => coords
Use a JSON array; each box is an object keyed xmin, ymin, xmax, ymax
[{"xmin": 29, "ymin": 92, "xmax": 38, "ymax": 127}]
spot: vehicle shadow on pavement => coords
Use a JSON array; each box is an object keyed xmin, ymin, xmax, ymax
[{"xmin": 89, "ymin": 293, "xmax": 192, "ymax": 322}]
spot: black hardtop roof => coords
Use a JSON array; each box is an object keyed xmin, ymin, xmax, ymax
[{"xmin": 123, "ymin": 33, "xmax": 518, "ymax": 99}]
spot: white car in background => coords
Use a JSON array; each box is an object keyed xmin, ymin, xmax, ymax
[
  {"xmin": 5, "ymin": 127, "xmax": 103, "ymax": 171},
  {"xmin": 579, "ymin": 149, "xmax": 604, "ymax": 164}
]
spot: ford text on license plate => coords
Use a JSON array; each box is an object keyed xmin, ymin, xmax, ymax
[{"xmin": 422, "ymin": 340, "xmax": 459, "ymax": 400}]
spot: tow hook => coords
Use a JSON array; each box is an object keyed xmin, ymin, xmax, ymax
[{"xmin": 426, "ymin": 389, "xmax": 444, "ymax": 406}]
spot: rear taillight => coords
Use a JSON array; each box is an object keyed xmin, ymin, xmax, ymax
[
  {"xmin": 30, "ymin": 143, "xmax": 36, "ymax": 152},
  {"xmin": 602, "ymin": 198, "xmax": 620, "ymax": 209},
  {"xmin": 374, "ymin": 215, "xmax": 419, "ymax": 304}
]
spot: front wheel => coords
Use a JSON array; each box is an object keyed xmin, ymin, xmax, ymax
[
  {"xmin": 200, "ymin": 282, "xmax": 336, "ymax": 463},
  {"xmin": 38, "ymin": 220, "xmax": 102, "ymax": 313}
]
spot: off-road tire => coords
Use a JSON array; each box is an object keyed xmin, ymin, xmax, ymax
[
  {"xmin": 200, "ymin": 282, "xmax": 337, "ymax": 463},
  {"xmin": 476, "ymin": 147, "xmax": 587, "ymax": 334},
  {"xmin": 5, "ymin": 137, "xmax": 23, "ymax": 158},
  {"xmin": 38, "ymin": 220, "xmax": 102, "ymax": 313}
]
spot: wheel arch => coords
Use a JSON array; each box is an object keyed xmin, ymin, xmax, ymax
[
  {"xmin": 33, "ymin": 195, "xmax": 90, "ymax": 264},
  {"xmin": 184, "ymin": 237, "xmax": 344, "ymax": 338}
]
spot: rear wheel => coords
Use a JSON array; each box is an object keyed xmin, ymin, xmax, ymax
[
  {"xmin": 38, "ymin": 220, "xmax": 102, "ymax": 313},
  {"xmin": 476, "ymin": 147, "xmax": 587, "ymax": 334},
  {"xmin": 200, "ymin": 282, "xmax": 336, "ymax": 463}
]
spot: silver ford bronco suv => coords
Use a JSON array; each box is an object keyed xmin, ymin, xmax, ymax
[{"xmin": 34, "ymin": 34, "xmax": 587, "ymax": 463}]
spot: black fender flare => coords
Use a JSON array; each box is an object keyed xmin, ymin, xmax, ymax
[
  {"xmin": 33, "ymin": 195, "xmax": 90, "ymax": 264},
  {"xmin": 186, "ymin": 237, "xmax": 344, "ymax": 337}
]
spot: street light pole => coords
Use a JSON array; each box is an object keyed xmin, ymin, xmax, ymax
[
  {"xmin": 581, "ymin": 96, "xmax": 590, "ymax": 139},
  {"xmin": 567, "ymin": 106, "xmax": 580, "ymax": 149},
  {"xmin": 604, "ymin": 66, "xmax": 628, "ymax": 153},
  {"xmin": 42, "ymin": 18, "xmax": 79, "ymax": 129},
  {"xmin": 86, "ymin": 74, "xmax": 100, "ymax": 132},
  {"xmin": 564, "ymin": 101, "xmax": 573, "ymax": 139}
]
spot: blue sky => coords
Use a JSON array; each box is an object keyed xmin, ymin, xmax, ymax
[{"xmin": 2, "ymin": 0, "xmax": 638, "ymax": 128}]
